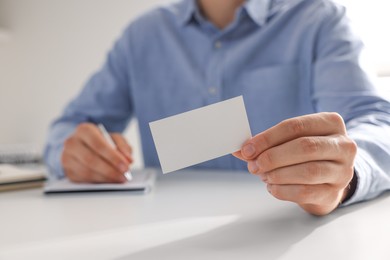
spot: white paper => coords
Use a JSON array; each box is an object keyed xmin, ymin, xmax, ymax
[
  {"xmin": 149, "ymin": 96, "xmax": 252, "ymax": 173},
  {"xmin": 44, "ymin": 169, "xmax": 155, "ymax": 194}
]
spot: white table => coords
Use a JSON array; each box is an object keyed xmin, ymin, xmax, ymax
[{"xmin": 0, "ymin": 169, "xmax": 389, "ymax": 260}]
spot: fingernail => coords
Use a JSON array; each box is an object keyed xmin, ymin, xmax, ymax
[
  {"xmin": 118, "ymin": 163, "xmax": 127, "ymax": 173},
  {"xmin": 259, "ymin": 173, "xmax": 268, "ymax": 182},
  {"xmin": 243, "ymin": 144, "xmax": 256, "ymax": 157},
  {"xmin": 267, "ymin": 184, "xmax": 272, "ymax": 193},
  {"xmin": 248, "ymin": 161, "xmax": 259, "ymax": 173},
  {"xmin": 124, "ymin": 171, "xmax": 133, "ymax": 181}
]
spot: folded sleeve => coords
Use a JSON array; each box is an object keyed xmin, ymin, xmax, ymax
[
  {"xmin": 311, "ymin": 3, "xmax": 390, "ymax": 205},
  {"xmin": 44, "ymin": 26, "xmax": 134, "ymax": 178}
]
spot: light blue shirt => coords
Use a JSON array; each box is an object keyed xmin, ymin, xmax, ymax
[{"xmin": 45, "ymin": 0, "xmax": 390, "ymax": 205}]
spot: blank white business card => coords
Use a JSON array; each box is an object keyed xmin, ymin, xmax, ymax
[{"xmin": 149, "ymin": 96, "xmax": 252, "ymax": 174}]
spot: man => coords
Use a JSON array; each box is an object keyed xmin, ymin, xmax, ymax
[{"xmin": 45, "ymin": 0, "xmax": 390, "ymax": 215}]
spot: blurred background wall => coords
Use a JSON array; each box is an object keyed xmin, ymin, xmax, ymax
[
  {"xmin": 0, "ymin": 0, "xmax": 389, "ymax": 169},
  {"xmin": 0, "ymin": 0, "xmax": 171, "ymax": 168}
]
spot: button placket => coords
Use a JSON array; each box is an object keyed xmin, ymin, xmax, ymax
[
  {"xmin": 205, "ymin": 39, "xmax": 224, "ymax": 103},
  {"xmin": 214, "ymin": 41, "xmax": 222, "ymax": 49}
]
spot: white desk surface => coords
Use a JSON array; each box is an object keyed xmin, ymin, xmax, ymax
[{"xmin": 0, "ymin": 169, "xmax": 389, "ymax": 260}]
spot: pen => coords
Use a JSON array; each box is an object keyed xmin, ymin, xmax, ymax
[{"xmin": 97, "ymin": 123, "xmax": 133, "ymax": 181}]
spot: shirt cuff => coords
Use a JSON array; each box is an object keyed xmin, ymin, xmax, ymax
[
  {"xmin": 341, "ymin": 148, "xmax": 373, "ymax": 206},
  {"xmin": 44, "ymin": 144, "xmax": 65, "ymax": 179},
  {"xmin": 44, "ymin": 122, "xmax": 77, "ymax": 179}
]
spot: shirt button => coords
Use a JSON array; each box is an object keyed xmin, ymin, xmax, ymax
[
  {"xmin": 208, "ymin": 87, "xmax": 218, "ymax": 95},
  {"xmin": 214, "ymin": 41, "xmax": 222, "ymax": 49}
]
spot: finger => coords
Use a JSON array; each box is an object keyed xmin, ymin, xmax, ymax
[
  {"xmin": 76, "ymin": 124, "xmax": 129, "ymax": 172},
  {"xmin": 62, "ymin": 137, "xmax": 126, "ymax": 183},
  {"xmin": 62, "ymin": 139, "xmax": 90, "ymax": 182},
  {"xmin": 262, "ymin": 161, "xmax": 351, "ymax": 186},
  {"xmin": 110, "ymin": 133, "xmax": 133, "ymax": 163},
  {"xmin": 66, "ymin": 156, "xmax": 117, "ymax": 183},
  {"xmin": 253, "ymin": 135, "xmax": 355, "ymax": 173},
  {"xmin": 63, "ymin": 156, "xmax": 88, "ymax": 183},
  {"xmin": 232, "ymin": 150, "xmax": 245, "ymax": 161},
  {"xmin": 63, "ymin": 155, "xmax": 102, "ymax": 183},
  {"xmin": 241, "ymin": 113, "xmax": 346, "ymax": 160},
  {"xmin": 69, "ymin": 141, "xmax": 127, "ymax": 183},
  {"xmin": 267, "ymin": 183, "xmax": 339, "ymax": 206},
  {"xmin": 70, "ymin": 160, "xmax": 126, "ymax": 184}
]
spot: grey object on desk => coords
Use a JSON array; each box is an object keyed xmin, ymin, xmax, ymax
[
  {"xmin": 0, "ymin": 143, "xmax": 42, "ymax": 164},
  {"xmin": 44, "ymin": 168, "xmax": 156, "ymax": 194}
]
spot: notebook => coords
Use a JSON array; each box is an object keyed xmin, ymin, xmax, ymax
[
  {"xmin": 0, "ymin": 164, "xmax": 47, "ymax": 192},
  {"xmin": 44, "ymin": 168, "xmax": 156, "ymax": 194}
]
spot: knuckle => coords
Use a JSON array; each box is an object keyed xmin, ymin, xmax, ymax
[
  {"xmin": 330, "ymin": 165, "xmax": 353, "ymax": 188},
  {"xmin": 110, "ymin": 133, "xmax": 122, "ymax": 142},
  {"xmin": 63, "ymin": 137, "xmax": 76, "ymax": 149},
  {"xmin": 267, "ymin": 171, "xmax": 278, "ymax": 183},
  {"xmin": 258, "ymin": 151, "xmax": 274, "ymax": 170},
  {"xmin": 338, "ymin": 136, "xmax": 358, "ymax": 162},
  {"xmin": 110, "ymin": 154, "xmax": 123, "ymax": 166},
  {"xmin": 94, "ymin": 138, "xmax": 107, "ymax": 152},
  {"xmin": 300, "ymin": 137, "xmax": 320, "ymax": 155},
  {"xmin": 341, "ymin": 166, "xmax": 354, "ymax": 184},
  {"xmin": 327, "ymin": 113, "xmax": 346, "ymax": 133},
  {"xmin": 119, "ymin": 143, "xmax": 130, "ymax": 152},
  {"xmin": 94, "ymin": 141, "xmax": 105, "ymax": 151},
  {"xmin": 286, "ymin": 118, "xmax": 307, "ymax": 136},
  {"xmin": 305, "ymin": 162, "xmax": 322, "ymax": 180},
  {"xmin": 254, "ymin": 134, "xmax": 270, "ymax": 151},
  {"xmin": 346, "ymin": 139, "xmax": 358, "ymax": 157},
  {"xmin": 77, "ymin": 123, "xmax": 93, "ymax": 133},
  {"xmin": 327, "ymin": 112, "xmax": 344, "ymax": 126}
]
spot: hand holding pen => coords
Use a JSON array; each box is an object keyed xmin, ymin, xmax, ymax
[
  {"xmin": 98, "ymin": 124, "xmax": 133, "ymax": 181},
  {"xmin": 61, "ymin": 123, "xmax": 133, "ymax": 183}
]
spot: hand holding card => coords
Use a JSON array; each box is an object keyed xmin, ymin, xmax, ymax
[{"xmin": 149, "ymin": 96, "xmax": 252, "ymax": 173}]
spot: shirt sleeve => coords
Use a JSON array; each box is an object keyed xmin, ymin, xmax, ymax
[
  {"xmin": 311, "ymin": 4, "xmax": 390, "ymax": 205},
  {"xmin": 44, "ymin": 27, "xmax": 134, "ymax": 178}
]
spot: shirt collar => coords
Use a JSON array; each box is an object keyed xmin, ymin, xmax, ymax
[
  {"xmin": 244, "ymin": 0, "xmax": 271, "ymax": 26},
  {"xmin": 178, "ymin": 0, "xmax": 196, "ymax": 26},
  {"xmin": 178, "ymin": 0, "xmax": 271, "ymax": 27}
]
